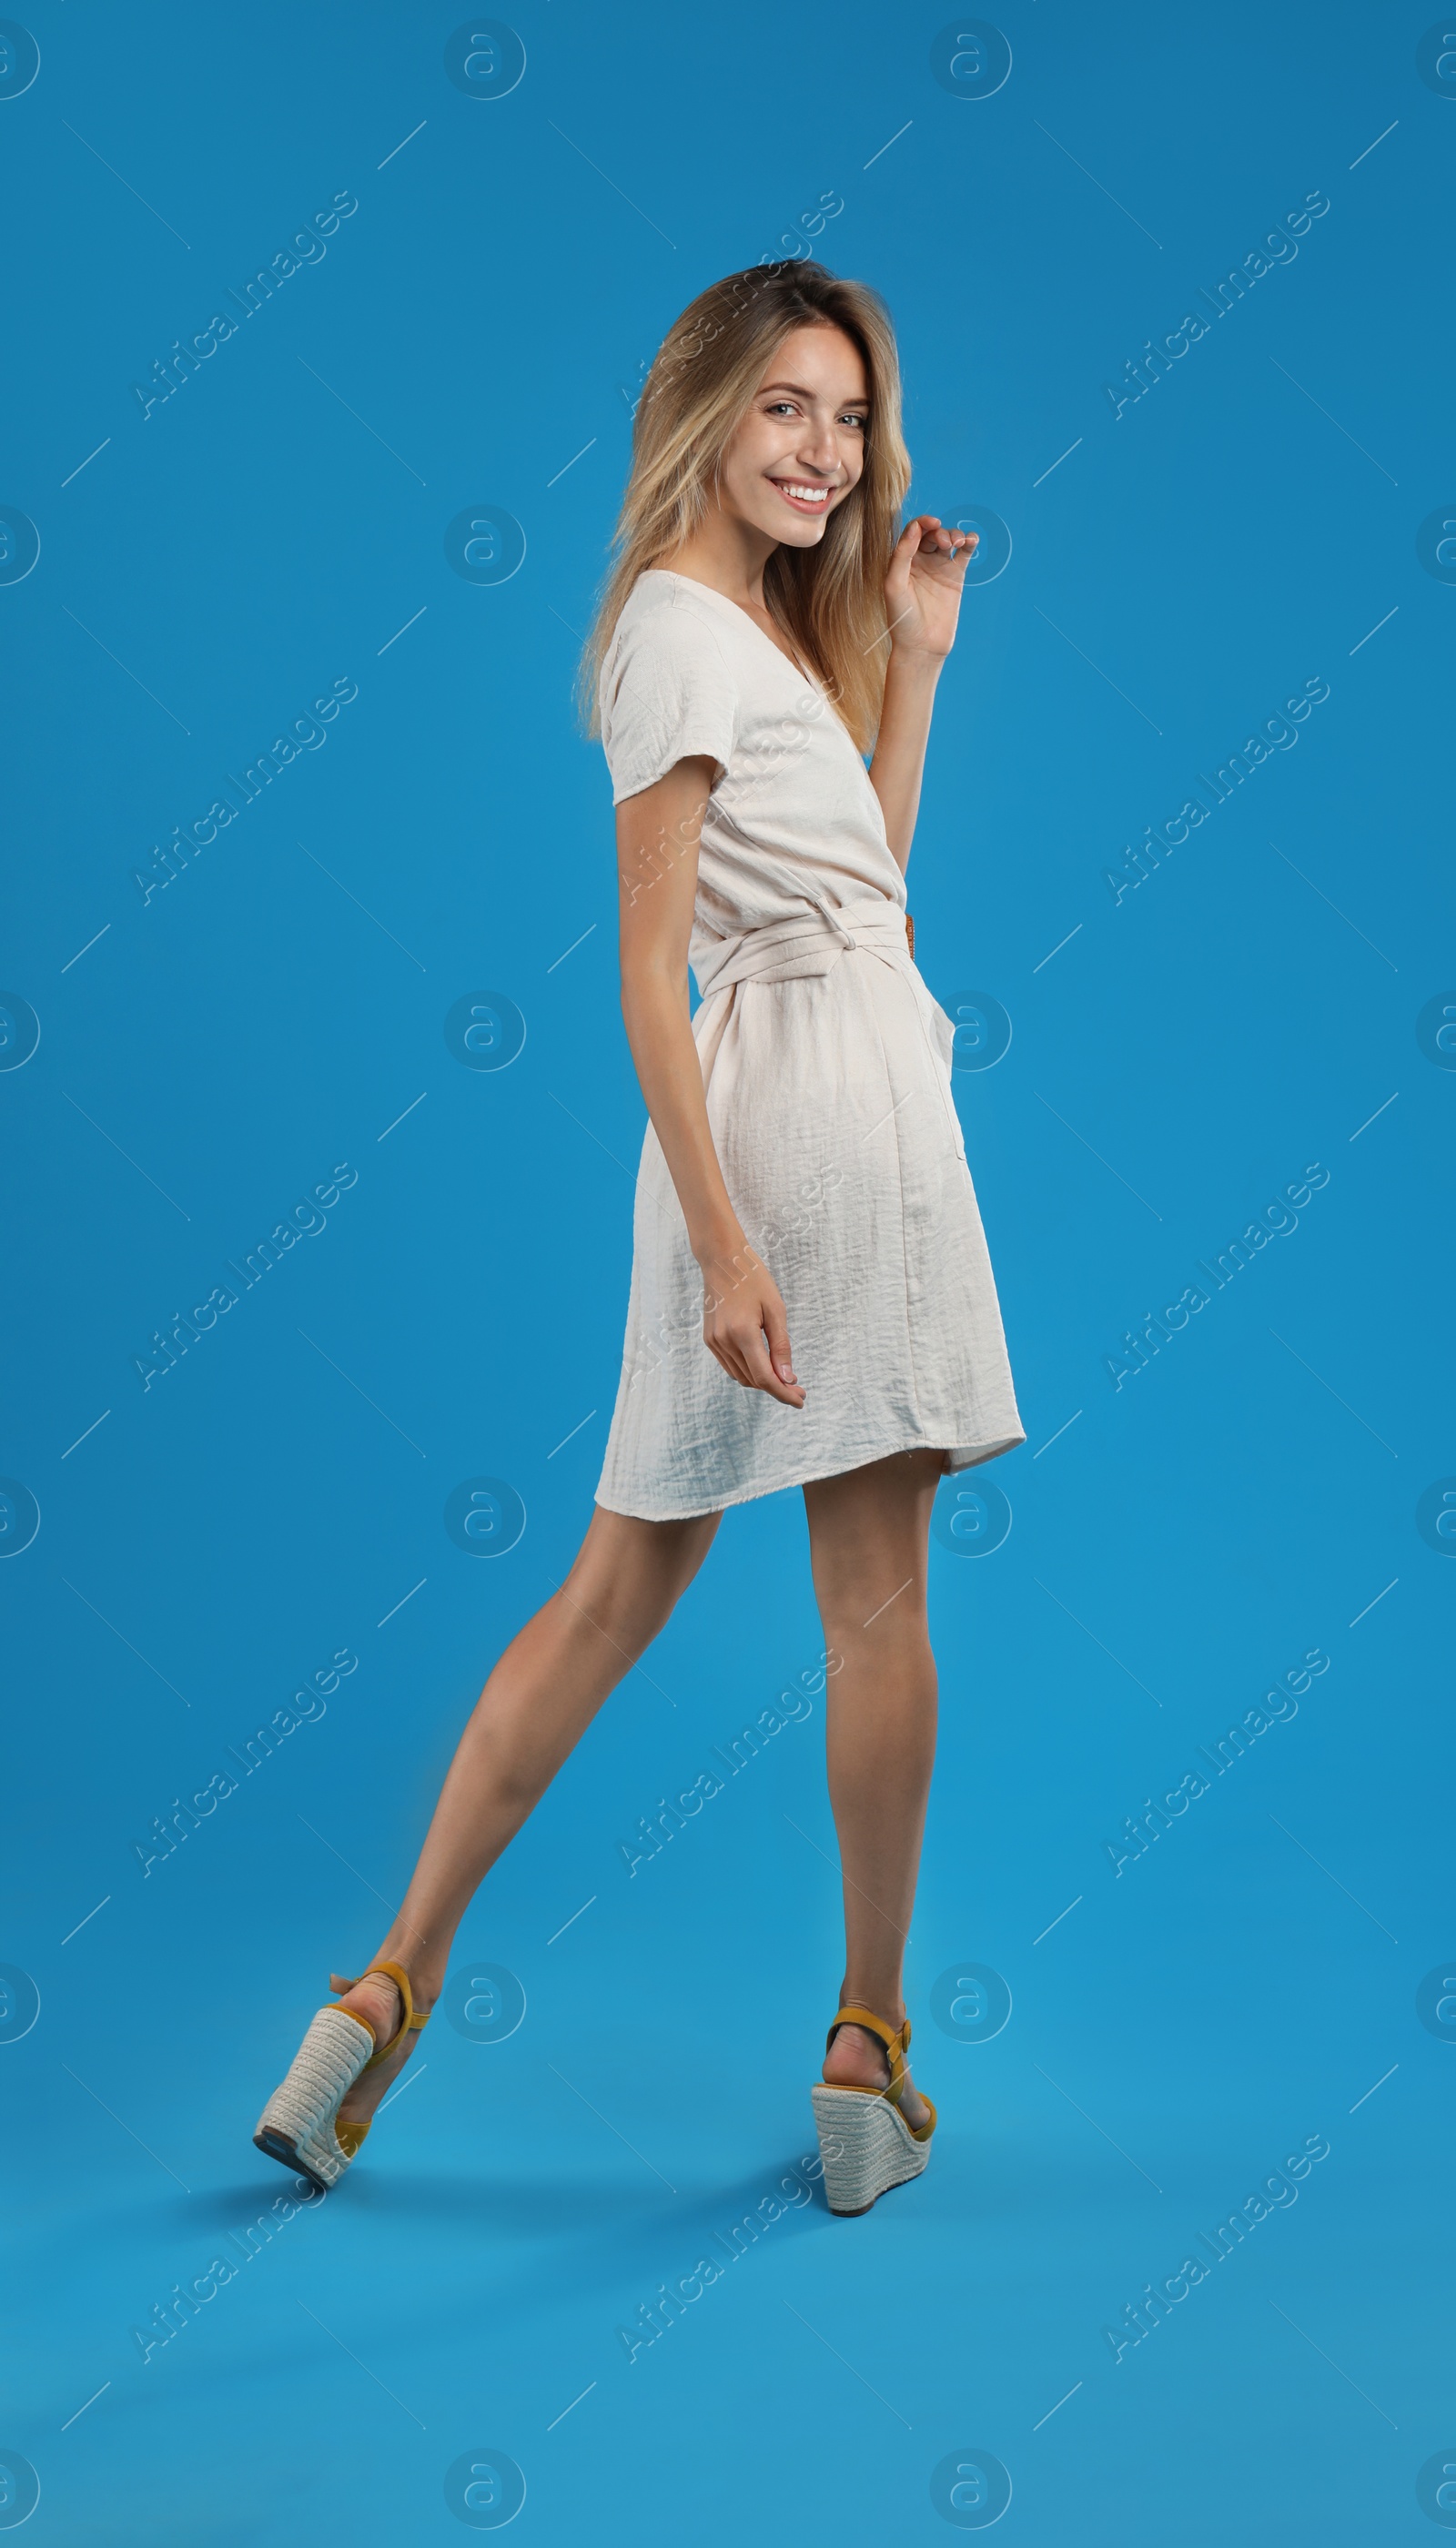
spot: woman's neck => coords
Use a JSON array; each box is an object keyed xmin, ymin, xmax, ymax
[{"xmin": 661, "ymin": 504, "xmax": 777, "ymax": 612}]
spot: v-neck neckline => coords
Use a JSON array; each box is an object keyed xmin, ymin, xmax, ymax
[{"xmin": 647, "ymin": 568, "xmax": 822, "ymax": 693}]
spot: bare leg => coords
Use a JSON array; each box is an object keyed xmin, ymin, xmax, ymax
[
  {"xmin": 802, "ymin": 1447, "xmax": 943, "ymax": 2130},
  {"xmin": 333, "ymin": 1501, "xmax": 720, "ymax": 2122}
]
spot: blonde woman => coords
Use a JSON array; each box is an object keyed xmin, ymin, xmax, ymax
[{"xmin": 255, "ymin": 262, "xmax": 1023, "ymax": 2217}]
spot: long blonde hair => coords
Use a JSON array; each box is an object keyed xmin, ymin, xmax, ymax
[{"xmin": 580, "ymin": 262, "xmax": 911, "ymax": 753}]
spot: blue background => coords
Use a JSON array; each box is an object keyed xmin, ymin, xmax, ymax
[{"xmin": 3, "ymin": 5, "xmax": 1453, "ymax": 2540}]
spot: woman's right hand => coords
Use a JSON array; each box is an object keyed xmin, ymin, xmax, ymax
[{"xmin": 697, "ymin": 1242, "xmax": 806, "ymax": 1406}]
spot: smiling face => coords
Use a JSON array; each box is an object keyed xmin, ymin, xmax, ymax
[{"xmin": 715, "ymin": 323, "xmax": 869, "ymax": 550}]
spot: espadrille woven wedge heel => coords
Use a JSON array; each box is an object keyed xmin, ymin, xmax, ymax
[
  {"xmin": 810, "ymin": 2003, "xmax": 937, "ymax": 2217},
  {"xmin": 253, "ymin": 1959, "xmax": 428, "ymax": 2192}
]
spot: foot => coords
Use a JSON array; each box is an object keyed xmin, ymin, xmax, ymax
[
  {"xmin": 329, "ymin": 1970, "xmax": 427, "ymax": 2134},
  {"xmin": 823, "ymin": 2019, "xmax": 931, "ymax": 2134}
]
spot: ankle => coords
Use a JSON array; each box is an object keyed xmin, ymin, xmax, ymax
[{"xmin": 838, "ymin": 1986, "xmax": 905, "ymax": 2030}]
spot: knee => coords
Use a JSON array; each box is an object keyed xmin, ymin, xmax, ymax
[{"xmin": 816, "ymin": 1576, "xmax": 929, "ymax": 1656}]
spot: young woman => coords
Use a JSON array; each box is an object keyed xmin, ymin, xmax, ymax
[{"xmin": 255, "ymin": 262, "xmax": 1023, "ymax": 2218}]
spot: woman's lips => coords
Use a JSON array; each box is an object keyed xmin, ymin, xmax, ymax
[{"xmin": 770, "ymin": 478, "xmax": 834, "ymax": 514}]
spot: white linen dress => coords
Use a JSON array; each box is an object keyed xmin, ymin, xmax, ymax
[{"xmin": 593, "ymin": 569, "xmax": 1024, "ymax": 1522}]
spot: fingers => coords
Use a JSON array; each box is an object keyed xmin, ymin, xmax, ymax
[
  {"xmin": 703, "ymin": 1309, "xmax": 806, "ymax": 1404},
  {"xmin": 902, "ymin": 511, "xmax": 979, "ymax": 563}
]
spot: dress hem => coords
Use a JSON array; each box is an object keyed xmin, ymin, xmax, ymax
[{"xmin": 593, "ymin": 1425, "xmax": 1026, "ymax": 1524}]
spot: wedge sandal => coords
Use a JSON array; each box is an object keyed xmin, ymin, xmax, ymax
[
  {"xmin": 810, "ymin": 2002, "xmax": 937, "ymax": 2217},
  {"xmin": 253, "ymin": 1959, "xmax": 428, "ymax": 2192}
]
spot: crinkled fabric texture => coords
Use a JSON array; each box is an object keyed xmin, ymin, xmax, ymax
[{"xmin": 594, "ymin": 571, "xmax": 1024, "ymax": 1522}]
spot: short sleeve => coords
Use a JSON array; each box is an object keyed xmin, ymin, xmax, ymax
[{"xmin": 599, "ymin": 586, "xmax": 738, "ymax": 805}]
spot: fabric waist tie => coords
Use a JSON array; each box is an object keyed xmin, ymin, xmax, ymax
[
  {"xmin": 694, "ymin": 895, "xmax": 914, "ymax": 999},
  {"xmin": 691, "ymin": 890, "xmax": 966, "ymax": 1165}
]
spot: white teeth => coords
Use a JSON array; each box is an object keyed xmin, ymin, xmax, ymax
[{"xmin": 778, "ymin": 482, "xmax": 829, "ymax": 503}]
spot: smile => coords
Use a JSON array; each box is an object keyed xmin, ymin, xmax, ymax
[{"xmin": 770, "ymin": 480, "xmax": 834, "ymax": 511}]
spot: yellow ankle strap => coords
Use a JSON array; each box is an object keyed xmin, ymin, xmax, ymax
[
  {"xmin": 825, "ymin": 2004, "xmax": 912, "ymax": 2106},
  {"xmin": 331, "ymin": 1960, "xmax": 430, "ymax": 2065}
]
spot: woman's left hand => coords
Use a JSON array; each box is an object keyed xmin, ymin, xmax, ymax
[{"xmin": 884, "ymin": 512, "xmax": 978, "ymax": 661}]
